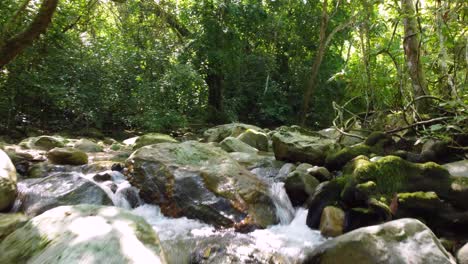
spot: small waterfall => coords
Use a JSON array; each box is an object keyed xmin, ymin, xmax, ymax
[
  {"xmin": 81, "ymin": 170, "xmax": 142, "ymax": 209},
  {"xmin": 269, "ymin": 182, "xmax": 295, "ymax": 225}
]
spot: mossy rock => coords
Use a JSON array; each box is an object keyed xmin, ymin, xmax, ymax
[
  {"xmin": 133, "ymin": 133, "xmax": 178, "ymax": 150},
  {"xmin": 73, "ymin": 139, "xmax": 103, "ymax": 152},
  {"xmin": 272, "ymin": 126, "xmax": 338, "ymax": 165},
  {"xmin": 284, "ymin": 170, "xmax": 319, "ymax": 206},
  {"xmin": 0, "ymin": 205, "xmax": 167, "ymax": 263},
  {"xmin": 397, "ymin": 191, "xmax": 445, "ymax": 211},
  {"xmin": 0, "ymin": 213, "xmax": 28, "ymax": 241},
  {"xmin": 46, "ymin": 147, "xmax": 88, "ymax": 165},
  {"xmin": 203, "ymin": 123, "xmax": 264, "ymax": 143},
  {"xmin": 325, "ymin": 144, "xmax": 373, "ymax": 171},
  {"xmin": 220, "ymin": 136, "xmax": 258, "ymax": 154},
  {"xmin": 237, "ymin": 129, "xmax": 269, "ymax": 151},
  {"xmin": 341, "ymin": 155, "xmax": 452, "ymax": 197},
  {"xmin": 20, "ymin": 136, "xmax": 65, "ymax": 151}
]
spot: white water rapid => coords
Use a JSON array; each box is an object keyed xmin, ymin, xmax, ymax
[{"xmin": 69, "ymin": 170, "xmax": 326, "ymax": 263}]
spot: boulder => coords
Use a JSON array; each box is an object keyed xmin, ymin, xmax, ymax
[
  {"xmin": 47, "ymin": 147, "xmax": 88, "ymax": 165},
  {"xmin": 306, "ymin": 181, "xmax": 343, "ymax": 229},
  {"xmin": 0, "ymin": 150, "xmax": 17, "ymax": 211},
  {"xmin": 317, "ymin": 127, "xmax": 365, "ymax": 146},
  {"xmin": 20, "ymin": 136, "xmax": 65, "ymax": 150},
  {"xmin": 307, "ymin": 166, "xmax": 332, "ymax": 182},
  {"xmin": 0, "ymin": 205, "xmax": 167, "ymax": 263},
  {"xmin": 319, "ymin": 206, "xmax": 345, "ymax": 237},
  {"xmin": 421, "ymin": 139, "xmax": 449, "ymax": 163},
  {"xmin": 305, "ymin": 218, "xmax": 456, "ymax": 264},
  {"xmin": 0, "ymin": 213, "xmax": 28, "ymax": 241},
  {"xmin": 133, "ymin": 133, "xmax": 178, "ymax": 150},
  {"xmin": 27, "ymin": 162, "xmax": 73, "ymax": 178},
  {"xmin": 276, "ymin": 163, "xmax": 296, "ymax": 181},
  {"xmin": 203, "ymin": 123, "xmax": 264, "ymax": 143},
  {"xmin": 341, "ymin": 155, "xmax": 452, "ymax": 198},
  {"xmin": 325, "ymin": 144, "xmax": 373, "ymax": 171},
  {"xmin": 284, "ymin": 170, "xmax": 319, "ymax": 206},
  {"xmin": 220, "ymin": 137, "xmax": 258, "ymax": 154},
  {"xmin": 126, "ymin": 141, "xmax": 277, "ymax": 228},
  {"xmin": 443, "ymin": 160, "xmax": 468, "ymax": 177},
  {"xmin": 272, "ymin": 126, "xmax": 338, "ymax": 165},
  {"xmin": 237, "ymin": 129, "xmax": 269, "ymax": 151},
  {"xmin": 457, "ymin": 243, "xmax": 468, "ymax": 264},
  {"xmin": 17, "ymin": 172, "xmax": 112, "ymax": 216},
  {"xmin": 74, "ymin": 139, "xmax": 103, "ymax": 152}
]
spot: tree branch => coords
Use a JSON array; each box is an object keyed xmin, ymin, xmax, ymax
[{"xmin": 0, "ymin": 0, "xmax": 59, "ymax": 69}]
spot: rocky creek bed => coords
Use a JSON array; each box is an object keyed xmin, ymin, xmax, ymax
[{"xmin": 0, "ymin": 123, "xmax": 467, "ymax": 263}]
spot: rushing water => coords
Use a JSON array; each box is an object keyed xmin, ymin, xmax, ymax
[{"xmin": 15, "ymin": 168, "xmax": 326, "ymax": 263}]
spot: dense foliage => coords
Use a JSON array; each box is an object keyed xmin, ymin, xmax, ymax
[{"xmin": 0, "ymin": 0, "xmax": 466, "ymax": 136}]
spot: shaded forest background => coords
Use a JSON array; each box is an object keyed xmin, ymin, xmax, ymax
[{"xmin": 0, "ymin": 0, "xmax": 466, "ymax": 138}]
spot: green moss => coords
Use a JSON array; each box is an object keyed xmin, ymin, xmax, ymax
[
  {"xmin": 397, "ymin": 191, "xmax": 444, "ymax": 211},
  {"xmin": 133, "ymin": 133, "xmax": 178, "ymax": 149},
  {"xmin": 365, "ymin": 132, "xmax": 388, "ymax": 146},
  {"xmin": 398, "ymin": 191, "xmax": 438, "ymax": 201},
  {"xmin": 356, "ymin": 181, "xmax": 377, "ymax": 196},
  {"xmin": 325, "ymin": 144, "xmax": 373, "ymax": 170}
]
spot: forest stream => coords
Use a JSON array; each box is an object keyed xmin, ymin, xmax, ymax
[{"xmin": 1, "ymin": 123, "xmax": 467, "ymax": 263}]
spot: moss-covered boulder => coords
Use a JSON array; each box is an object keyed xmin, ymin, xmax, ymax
[
  {"xmin": 46, "ymin": 147, "xmax": 88, "ymax": 165},
  {"xmin": 0, "ymin": 205, "xmax": 167, "ymax": 263},
  {"xmin": 305, "ymin": 218, "xmax": 456, "ymax": 264},
  {"xmin": 17, "ymin": 172, "xmax": 112, "ymax": 216},
  {"xmin": 237, "ymin": 129, "xmax": 269, "ymax": 151},
  {"xmin": 0, "ymin": 150, "xmax": 17, "ymax": 212},
  {"xmin": 307, "ymin": 166, "xmax": 332, "ymax": 182},
  {"xmin": 272, "ymin": 126, "xmax": 338, "ymax": 165},
  {"xmin": 319, "ymin": 206, "xmax": 345, "ymax": 237},
  {"xmin": 73, "ymin": 138, "xmax": 103, "ymax": 152},
  {"xmin": 133, "ymin": 133, "xmax": 178, "ymax": 150},
  {"xmin": 284, "ymin": 170, "xmax": 319, "ymax": 206},
  {"xmin": 20, "ymin": 136, "xmax": 66, "ymax": 151},
  {"xmin": 341, "ymin": 155, "xmax": 452, "ymax": 198},
  {"xmin": 397, "ymin": 191, "xmax": 445, "ymax": 212},
  {"xmin": 220, "ymin": 136, "xmax": 258, "ymax": 154},
  {"xmin": 0, "ymin": 213, "xmax": 28, "ymax": 241},
  {"xmin": 325, "ymin": 144, "xmax": 373, "ymax": 171},
  {"xmin": 203, "ymin": 123, "xmax": 264, "ymax": 143},
  {"xmin": 126, "ymin": 141, "xmax": 277, "ymax": 228}
]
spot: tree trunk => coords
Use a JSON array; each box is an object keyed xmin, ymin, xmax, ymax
[
  {"xmin": 299, "ymin": 0, "xmax": 329, "ymax": 126},
  {"xmin": 401, "ymin": 0, "xmax": 429, "ymax": 112},
  {"xmin": 435, "ymin": 0, "xmax": 455, "ymax": 98},
  {"xmin": 300, "ymin": 0, "xmax": 354, "ymax": 125},
  {"xmin": 206, "ymin": 72, "xmax": 225, "ymax": 123},
  {"xmin": 0, "ymin": 0, "xmax": 59, "ymax": 69}
]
